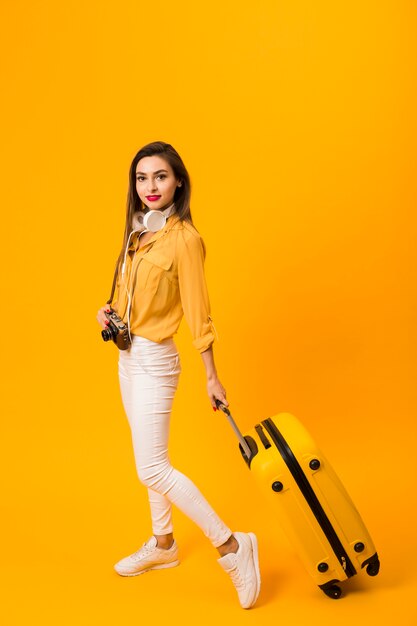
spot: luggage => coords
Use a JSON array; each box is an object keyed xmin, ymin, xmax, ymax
[{"xmin": 215, "ymin": 400, "xmax": 380, "ymax": 598}]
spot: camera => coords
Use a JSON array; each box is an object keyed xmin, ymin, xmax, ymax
[{"xmin": 101, "ymin": 309, "xmax": 131, "ymax": 350}]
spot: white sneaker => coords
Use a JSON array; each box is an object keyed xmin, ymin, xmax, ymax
[
  {"xmin": 114, "ymin": 536, "xmax": 180, "ymax": 577},
  {"xmin": 217, "ymin": 531, "xmax": 261, "ymax": 609}
]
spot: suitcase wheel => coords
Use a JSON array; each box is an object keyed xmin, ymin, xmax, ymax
[
  {"xmin": 321, "ymin": 585, "xmax": 342, "ymax": 599},
  {"xmin": 366, "ymin": 559, "xmax": 380, "ymax": 577}
]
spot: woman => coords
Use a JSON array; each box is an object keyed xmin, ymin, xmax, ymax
[{"xmin": 96, "ymin": 141, "xmax": 260, "ymax": 609}]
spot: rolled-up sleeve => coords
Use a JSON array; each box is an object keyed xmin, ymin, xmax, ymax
[{"xmin": 177, "ymin": 231, "xmax": 216, "ymax": 352}]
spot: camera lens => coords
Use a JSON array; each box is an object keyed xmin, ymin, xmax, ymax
[{"xmin": 101, "ymin": 329, "xmax": 112, "ymax": 342}]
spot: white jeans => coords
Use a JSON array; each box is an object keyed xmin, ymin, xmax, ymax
[{"xmin": 118, "ymin": 335, "xmax": 232, "ymax": 548}]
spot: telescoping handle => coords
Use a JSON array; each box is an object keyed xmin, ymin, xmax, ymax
[{"xmin": 215, "ymin": 399, "xmax": 252, "ymax": 460}]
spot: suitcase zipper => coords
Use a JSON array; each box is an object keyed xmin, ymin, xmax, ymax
[{"xmin": 262, "ymin": 418, "xmax": 356, "ymax": 578}]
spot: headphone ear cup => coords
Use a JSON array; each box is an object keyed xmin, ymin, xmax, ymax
[
  {"xmin": 132, "ymin": 211, "xmax": 146, "ymax": 231},
  {"xmin": 144, "ymin": 210, "xmax": 167, "ymax": 232}
]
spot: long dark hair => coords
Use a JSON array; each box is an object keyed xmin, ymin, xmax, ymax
[
  {"xmin": 123, "ymin": 141, "xmax": 192, "ymax": 250},
  {"xmin": 108, "ymin": 141, "xmax": 194, "ymax": 303}
]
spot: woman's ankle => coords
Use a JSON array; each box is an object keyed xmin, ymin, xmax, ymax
[
  {"xmin": 217, "ymin": 534, "xmax": 239, "ymax": 557},
  {"xmin": 154, "ymin": 533, "xmax": 174, "ymax": 550}
]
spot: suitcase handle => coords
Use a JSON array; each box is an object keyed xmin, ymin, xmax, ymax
[{"xmin": 215, "ymin": 399, "xmax": 252, "ymax": 460}]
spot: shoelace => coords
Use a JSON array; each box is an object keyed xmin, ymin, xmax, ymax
[
  {"xmin": 227, "ymin": 565, "xmax": 244, "ymax": 590},
  {"xmin": 131, "ymin": 541, "xmax": 154, "ymax": 562}
]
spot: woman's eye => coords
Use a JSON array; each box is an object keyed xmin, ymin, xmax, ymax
[
  {"xmin": 136, "ymin": 176, "xmax": 145, "ymax": 182},
  {"xmin": 157, "ymin": 174, "xmax": 167, "ymax": 180}
]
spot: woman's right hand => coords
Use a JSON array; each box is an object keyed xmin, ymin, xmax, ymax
[{"xmin": 96, "ymin": 304, "xmax": 111, "ymax": 330}]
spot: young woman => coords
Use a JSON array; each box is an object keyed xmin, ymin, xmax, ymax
[{"xmin": 96, "ymin": 141, "xmax": 261, "ymax": 609}]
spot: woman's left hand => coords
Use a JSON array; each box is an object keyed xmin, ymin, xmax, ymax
[{"xmin": 207, "ymin": 376, "xmax": 228, "ymax": 410}]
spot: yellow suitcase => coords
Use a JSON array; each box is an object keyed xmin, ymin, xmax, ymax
[{"xmin": 216, "ymin": 401, "xmax": 380, "ymax": 598}]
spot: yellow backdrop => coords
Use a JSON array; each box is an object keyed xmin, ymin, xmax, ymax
[{"xmin": 1, "ymin": 1, "xmax": 416, "ymax": 624}]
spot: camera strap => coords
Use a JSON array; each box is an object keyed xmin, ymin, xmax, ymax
[{"xmin": 107, "ymin": 263, "xmax": 119, "ymax": 306}]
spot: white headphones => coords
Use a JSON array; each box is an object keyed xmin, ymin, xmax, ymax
[{"xmin": 131, "ymin": 202, "xmax": 176, "ymax": 234}]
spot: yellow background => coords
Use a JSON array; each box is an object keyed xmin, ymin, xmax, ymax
[{"xmin": 1, "ymin": 1, "xmax": 416, "ymax": 624}]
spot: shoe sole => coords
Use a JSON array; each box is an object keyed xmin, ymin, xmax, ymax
[
  {"xmin": 115, "ymin": 560, "xmax": 180, "ymax": 577},
  {"xmin": 247, "ymin": 533, "xmax": 261, "ymax": 608}
]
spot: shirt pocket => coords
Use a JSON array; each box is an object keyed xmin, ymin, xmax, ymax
[{"xmin": 139, "ymin": 251, "xmax": 174, "ymax": 294}]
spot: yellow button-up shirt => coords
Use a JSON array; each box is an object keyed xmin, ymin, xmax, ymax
[{"xmin": 111, "ymin": 214, "xmax": 216, "ymax": 353}]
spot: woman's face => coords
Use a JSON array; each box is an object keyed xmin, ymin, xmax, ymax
[{"xmin": 135, "ymin": 155, "xmax": 181, "ymax": 212}]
